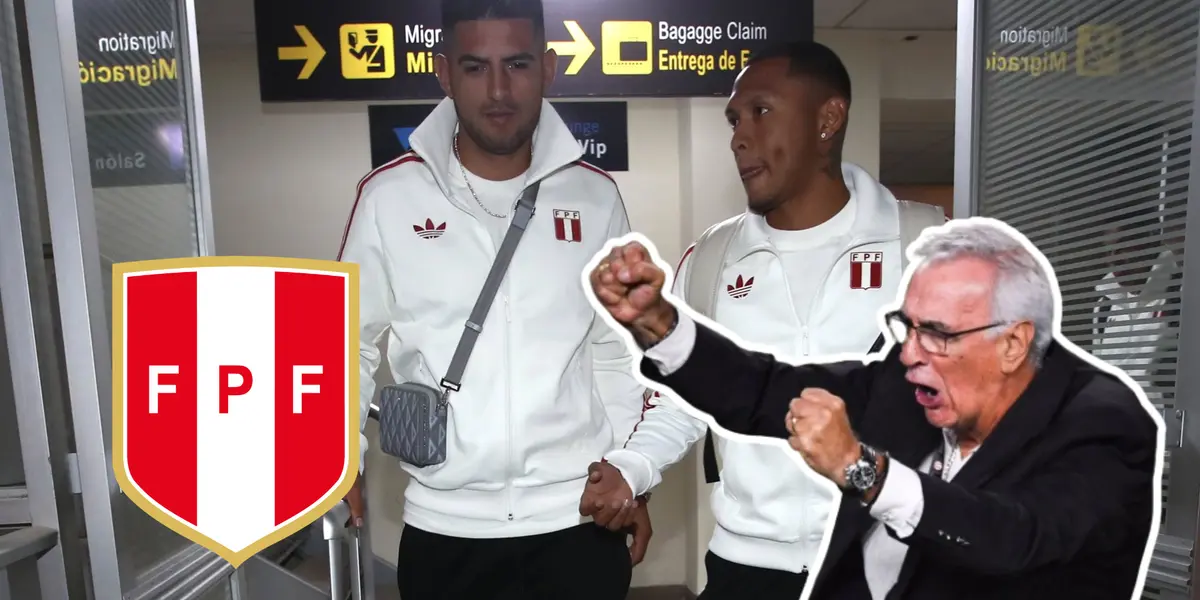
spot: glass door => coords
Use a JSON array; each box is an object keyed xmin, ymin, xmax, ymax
[
  {"xmin": 17, "ymin": 0, "xmax": 224, "ymax": 593},
  {"xmin": 956, "ymin": 0, "xmax": 1200, "ymax": 597}
]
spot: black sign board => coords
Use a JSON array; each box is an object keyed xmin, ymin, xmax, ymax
[
  {"xmin": 74, "ymin": 0, "xmax": 183, "ymax": 112},
  {"xmin": 369, "ymin": 101, "xmax": 629, "ymax": 172},
  {"xmin": 86, "ymin": 111, "xmax": 189, "ymax": 188},
  {"xmin": 255, "ymin": 0, "xmax": 811, "ymax": 102}
]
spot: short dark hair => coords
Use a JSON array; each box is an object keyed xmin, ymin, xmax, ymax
[
  {"xmin": 441, "ymin": 0, "xmax": 546, "ymax": 44},
  {"xmin": 747, "ymin": 41, "xmax": 852, "ymax": 103}
]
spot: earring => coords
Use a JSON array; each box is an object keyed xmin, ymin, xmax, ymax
[{"xmin": 821, "ymin": 132, "xmax": 828, "ymax": 139}]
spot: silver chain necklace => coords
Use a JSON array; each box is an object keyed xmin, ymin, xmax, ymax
[
  {"xmin": 941, "ymin": 443, "xmax": 958, "ymax": 481},
  {"xmin": 939, "ymin": 441, "xmax": 979, "ymax": 482},
  {"xmin": 453, "ymin": 130, "xmax": 519, "ymax": 220}
]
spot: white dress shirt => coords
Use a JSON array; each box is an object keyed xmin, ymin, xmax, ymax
[{"xmin": 643, "ymin": 311, "xmax": 975, "ymax": 599}]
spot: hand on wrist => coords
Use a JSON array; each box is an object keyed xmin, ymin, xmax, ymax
[{"xmin": 631, "ymin": 302, "xmax": 677, "ymax": 349}]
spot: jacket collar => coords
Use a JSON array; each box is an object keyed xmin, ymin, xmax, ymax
[
  {"xmin": 726, "ymin": 162, "xmax": 904, "ymax": 263},
  {"xmin": 948, "ymin": 340, "xmax": 1078, "ymax": 490},
  {"xmin": 1098, "ymin": 250, "xmax": 1179, "ymax": 301},
  {"xmin": 883, "ymin": 341, "xmax": 1082, "ymax": 598},
  {"xmin": 407, "ymin": 97, "xmax": 584, "ymax": 207}
]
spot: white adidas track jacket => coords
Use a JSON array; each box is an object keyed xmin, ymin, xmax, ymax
[
  {"xmin": 338, "ymin": 98, "xmax": 646, "ymax": 539},
  {"xmin": 605, "ymin": 164, "xmax": 913, "ymax": 573}
]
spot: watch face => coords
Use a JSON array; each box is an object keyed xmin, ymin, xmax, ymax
[{"xmin": 849, "ymin": 462, "xmax": 877, "ymax": 491}]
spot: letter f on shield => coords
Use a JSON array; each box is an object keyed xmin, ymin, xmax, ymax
[{"xmin": 111, "ymin": 256, "xmax": 360, "ymax": 567}]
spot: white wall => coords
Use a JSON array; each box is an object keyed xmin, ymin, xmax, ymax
[{"xmin": 198, "ymin": 27, "xmax": 951, "ymax": 591}]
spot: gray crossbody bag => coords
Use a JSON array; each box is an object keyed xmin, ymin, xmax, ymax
[{"xmin": 376, "ymin": 181, "xmax": 541, "ymax": 467}]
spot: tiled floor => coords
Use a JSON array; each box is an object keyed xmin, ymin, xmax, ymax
[{"xmin": 368, "ymin": 585, "xmax": 694, "ymax": 599}]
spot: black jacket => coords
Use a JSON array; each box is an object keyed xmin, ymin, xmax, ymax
[{"xmin": 640, "ymin": 319, "xmax": 1161, "ymax": 600}]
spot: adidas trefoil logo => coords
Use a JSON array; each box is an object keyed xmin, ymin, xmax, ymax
[
  {"xmin": 726, "ymin": 275, "xmax": 754, "ymax": 298},
  {"xmin": 413, "ymin": 218, "xmax": 446, "ymax": 239}
]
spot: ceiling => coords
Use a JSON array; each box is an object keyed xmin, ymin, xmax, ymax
[
  {"xmin": 198, "ymin": 0, "xmax": 959, "ymax": 42},
  {"xmin": 815, "ymin": 0, "xmax": 957, "ymax": 30},
  {"xmin": 197, "ymin": 0, "xmax": 957, "ymax": 184}
]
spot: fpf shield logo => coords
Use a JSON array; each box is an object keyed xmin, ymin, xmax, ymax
[
  {"xmin": 554, "ymin": 209, "xmax": 583, "ymax": 243},
  {"xmin": 111, "ymin": 257, "xmax": 360, "ymax": 567},
  {"xmin": 850, "ymin": 252, "xmax": 883, "ymax": 290}
]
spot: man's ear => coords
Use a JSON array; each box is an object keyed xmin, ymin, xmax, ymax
[
  {"xmin": 999, "ymin": 321, "xmax": 1035, "ymax": 373},
  {"xmin": 817, "ymin": 97, "xmax": 849, "ymax": 142},
  {"xmin": 434, "ymin": 53, "xmax": 452, "ymax": 98},
  {"xmin": 542, "ymin": 48, "xmax": 558, "ymax": 92}
]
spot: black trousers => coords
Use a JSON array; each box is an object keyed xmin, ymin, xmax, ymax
[
  {"xmin": 698, "ymin": 551, "xmax": 809, "ymax": 600},
  {"xmin": 397, "ymin": 523, "xmax": 632, "ymax": 600}
]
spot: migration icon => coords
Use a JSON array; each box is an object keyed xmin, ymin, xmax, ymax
[
  {"xmin": 1076, "ymin": 23, "xmax": 1122, "ymax": 77},
  {"xmin": 340, "ymin": 23, "xmax": 395, "ymax": 79},
  {"xmin": 111, "ymin": 256, "xmax": 360, "ymax": 567}
]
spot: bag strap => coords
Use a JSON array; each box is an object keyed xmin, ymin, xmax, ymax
[
  {"xmin": 684, "ymin": 214, "xmax": 744, "ymax": 319},
  {"xmin": 896, "ymin": 199, "xmax": 945, "ymax": 273},
  {"xmin": 868, "ymin": 333, "xmax": 887, "ymax": 354},
  {"xmin": 861, "ymin": 202, "xmax": 942, "ymax": 359},
  {"xmin": 685, "ymin": 214, "xmax": 742, "ymax": 485},
  {"xmin": 439, "ymin": 181, "xmax": 542, "ymax": 398}
]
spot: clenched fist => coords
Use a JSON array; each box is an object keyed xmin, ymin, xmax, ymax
[
  {"xmin": 589, "ymin": 242, "xmax": 677, "ymax": 347},
  {"xmin": 784, "ymin": 388, "xmax": 862, "ymax": 488}
]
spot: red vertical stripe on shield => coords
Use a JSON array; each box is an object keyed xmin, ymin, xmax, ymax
[
  {"xmin": 554, "ymin": 217, "xmax": 566, "ymax": 240},
  {"xmin": 125, "ymin": 272, "xmax": 199, "ymax": 525},
  {"xmin": 273, "ymin": 272, "xmax": 347, "ymax": 525},
  {"xmin": 570, "ymin": 217, "xmax": 582, "ymax": 242},
  {"xmin": 850, "ymin": 262, "xmax": 862, "ymax": 289},
  {"xmin": 870, "ymin": 261, "xmax": 882, "ymax": 288}
]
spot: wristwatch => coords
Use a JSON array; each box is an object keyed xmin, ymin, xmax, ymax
[{"xmin": 842, "ymin": 443, "xmax": 880, "ymax": 497}]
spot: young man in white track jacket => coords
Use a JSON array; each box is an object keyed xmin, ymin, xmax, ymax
[
  {"xmin": 336, "ymin": 1, "xmax": 649, "ymax": 598},
  {"xmin": 1092, "ymin": 206, "xmax": 1181, "ymax": 401},
  {"xmin": 582, "ymin": 42, "xmax": 944, "ymax": 599}
]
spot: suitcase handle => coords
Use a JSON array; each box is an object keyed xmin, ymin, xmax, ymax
[{"xmin": 322, "ymin": 499, "xmax": 373, "ymax": 600}]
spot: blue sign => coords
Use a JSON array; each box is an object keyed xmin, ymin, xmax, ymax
[
  {"xmin": 368, "ymin": 102, "xmax": 629, "ymax": 172},
  {"xmin": 393, "ymin": 126, "xmax": 416, "ymax": 151}
]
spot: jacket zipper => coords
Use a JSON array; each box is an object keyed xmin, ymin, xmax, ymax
[
  {"xmin": 452, "ymin": 186, "xmax": 514, "ymax": 522},
  {"xmin": 765, "ymin": 248, "xmax": 809, "ymax": 356},
  {"xmin": 804, "ymin": 236, "xmax": 895, "ymax": 342},
  {"xmin": 761, "ymin": 235, "xmax": 898, "ymax": 357},
  {"xmin": 504, "ymin": 295, "xmax": 514, "ymax": 521}
]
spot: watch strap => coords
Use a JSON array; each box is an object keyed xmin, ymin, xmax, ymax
[
  {"xmin": 844, "ymin": 443, "xmax": 879, "ymax": 496},
  {"xmin": 862, "ymin": 452, "xmax": 891, "ymax": 510}
]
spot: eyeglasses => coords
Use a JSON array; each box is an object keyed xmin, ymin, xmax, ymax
[{"xmin": 883, "ymin": 310, "xmax": 1006, "ymax": 356}]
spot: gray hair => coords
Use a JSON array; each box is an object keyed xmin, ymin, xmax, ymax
[{"xmin": 908, "ymin": 220, "xmax": 1056, "ymax": 366}]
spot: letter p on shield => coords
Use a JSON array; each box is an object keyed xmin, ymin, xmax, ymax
[{"xmin": 111, "ymin": 257, "xmax": 360, "ymax": 567}]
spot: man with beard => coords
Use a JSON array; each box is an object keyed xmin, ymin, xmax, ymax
[{"xmin": 336, "ymin": 0, "xmax": 650, "ymax": 597}]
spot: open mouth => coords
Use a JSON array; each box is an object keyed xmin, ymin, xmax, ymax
[{"xmin": 914, "ymin": 384, "xmax": 941, "ymax": 408}]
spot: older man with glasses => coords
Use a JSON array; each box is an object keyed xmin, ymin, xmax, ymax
[{"xmin": 586, "ymin": 218, "xmax": 1162, "ymax": 600}]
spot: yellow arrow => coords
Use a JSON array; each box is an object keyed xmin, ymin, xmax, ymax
[
  {"xmin": 547, "ymin": 21, "xmax": 594, "ymax": 75},
  {"xmin": 278, "ymin": 25, "xmax": 325, "ymax": 80}
]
